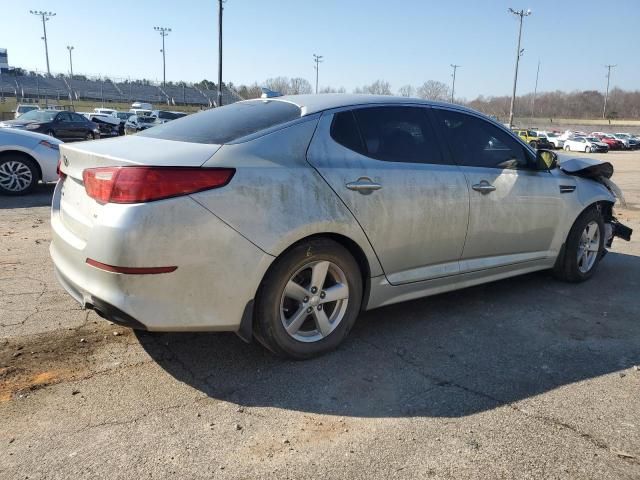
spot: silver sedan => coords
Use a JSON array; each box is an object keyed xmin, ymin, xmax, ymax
[
  {"xmin": 0, "ymin": 127, "xmax": 62, "ymax": 195},
  {"xmin": 50, "ymin": 95, "xmax": 632, "ymax": 358}
]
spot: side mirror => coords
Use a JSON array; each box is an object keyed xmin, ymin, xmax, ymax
[{"xmin": 536, "ymin": 149, "xmax": 558, "ymax": 170}]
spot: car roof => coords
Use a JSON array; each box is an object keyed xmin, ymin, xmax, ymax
[{"xmin": 247, "ymin": 94, "xmax": 481, "ymax": 117}]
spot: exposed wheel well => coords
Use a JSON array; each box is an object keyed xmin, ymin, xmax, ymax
[{"xmin": 0, "ymin": 150, "xmax": 42, "ymax": 181}]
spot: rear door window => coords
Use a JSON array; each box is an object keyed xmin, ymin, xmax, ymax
[
  {"xmin": 346, "ymin": 106, "xmax": 444, "ymax": 164},
  {"xmin": 138, "ymin": 100, "xmax": 301, "ymax": 144}
]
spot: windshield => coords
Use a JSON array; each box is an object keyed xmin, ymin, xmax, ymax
[
  {"xmin": 527, "ymin": 130, "xmax": 537, "ymax": 136},
  {"xmin": 156, "ymin": 111, "xmax": 185, "ymax": 120},
  {"xmin": 586, "ymin": 137, "xmax": 599, "ymax": 142},
  {"xmin": 139, "ymin": 100, "xmax": 302, "ymax": 144},
  {"xmin": 547, "ymin": 133, "xmax": 557, "ymax": 137},
  {"xmin": 117, "ymin": 112, "xmax": 134, "ymax": 120},
  {"xmin": 17, "ymin": 110, "xmax": 57, "ymax": 122},
  {"xmin": 17, "ymin": 106, "xmax": 39, "ymax": 114}
]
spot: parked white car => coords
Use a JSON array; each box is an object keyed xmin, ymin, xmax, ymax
[
  {"xmin": 537, "ymin": 131, "xmax": 564, "ymax": 149},
  {"xmin": 14, "ymin": 104, "xmax": 40, "ymax": 119},
  {"xmin": 94, "ymin": 108, "xmax": 117, "ymax": 116},
  {"xmin": 0, "ymin": 127, "xmax": 62, "ymax": 195},
  {"xmin": 564, "ymin": 136, "xmax": 609, "ymax": 153}
]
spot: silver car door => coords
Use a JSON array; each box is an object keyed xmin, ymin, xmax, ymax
[
  {"xmin": 306, "ymin": 105, "xmax": 469, "ymax": 285},
  {"xmin": 432, "ymin": 107, "xmax": 565, "ymax": 273}
]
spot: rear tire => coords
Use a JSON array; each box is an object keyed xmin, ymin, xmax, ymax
[
  {"xmin": 529, "ymin": 141, "xmax": 537, "ymax": 149},
  {"xmin": 254, "ymin": 238, "xmax": 363, "ymax": 359},
  {"xmin": 85, "ymin": 132, "xmax": 94, "ymax": 140},
  {"xmin": 0, "ymin": 155, "xmax": 39, "ymax": 196},
  {"xmin": 554, "ymin": 207, "xmax": 605, "ymax": 283}
]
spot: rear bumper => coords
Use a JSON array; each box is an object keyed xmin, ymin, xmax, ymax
[{"xmin": 50, "ymin": 181, "xmax": 274, "ymax": 332}]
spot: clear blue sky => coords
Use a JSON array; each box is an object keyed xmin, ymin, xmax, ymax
[{"xmin": 1, "ymin": 0, "xmax": 638, "ymax": 99}]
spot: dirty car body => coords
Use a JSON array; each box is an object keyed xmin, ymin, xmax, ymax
[{"xmin": 50, "ymin": 95, "xmax": 632, "ymax": 358}]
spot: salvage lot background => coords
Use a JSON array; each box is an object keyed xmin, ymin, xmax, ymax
[{"xmin": 1, "ymin": 151, "xmax": 639, "ymax": 479}]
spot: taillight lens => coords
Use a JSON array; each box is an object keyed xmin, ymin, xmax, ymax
[
  {"xmin": 82, "ymin": 166, "xmax": 235, "ymax": 204},
  {"xmin": 56, "ymin": 158, "xmax": 65, "ymax": 179}
]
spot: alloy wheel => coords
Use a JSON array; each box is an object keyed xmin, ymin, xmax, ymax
[
  {"xmin": 0, "ymin": 160, "xmax": 34, "ymax": 192},
  {"xmin": 577, "ymin": 221, "xmax": 600, "ymax": 273},
  {"xmin": 279, "ymin": 260, "xmax": 350, "ymax": 343}
]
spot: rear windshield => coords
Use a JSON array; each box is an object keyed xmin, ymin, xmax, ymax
[{"xmin": 138, "ymin": 100, "xmax": 302, "ymax": 144}]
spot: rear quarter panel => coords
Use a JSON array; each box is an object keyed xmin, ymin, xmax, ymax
[{"xmin": 194, "ymin": 119, "xmax": 384, "ymax": 277}]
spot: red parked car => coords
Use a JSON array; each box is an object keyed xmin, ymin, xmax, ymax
[{"xmin": 593, "ymin": 134, "xmax": 624, "ymax": 150}]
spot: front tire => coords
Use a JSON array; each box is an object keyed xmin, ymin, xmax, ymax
[
  {"xmin": 554, "ymin": 207, "xmax": 605, "ymax": 282},
  {"xmin": 564, "ymin": 144, "xmax": 571, "ymax": 151},
  {"xmin": 0, "ymin": 155, "xmax": 39, "ymax": 196},
  {"xmin": 254, "ymin": 238, "xmax": 363, "ymax": 359}
]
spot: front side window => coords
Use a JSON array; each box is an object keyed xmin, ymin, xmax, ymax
[
  {"xmin": 56, "ymin": 112, "xmax": 73, "ymax": 123},
  {"xmin": 352, "ymin": 106, "xmax": 443, "ymax": 164},
  {"xmin": 435, "ymin": 109, "xmax": 531, "ymax": 170}
]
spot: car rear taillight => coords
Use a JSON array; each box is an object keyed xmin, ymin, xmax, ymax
[
  {"xmin": 82, "ymin": 166, "xmax": 235, "ymax": 204},
  {"xmin": 56, "ymin": 158, "xmax": 66, "ymax": 180}
]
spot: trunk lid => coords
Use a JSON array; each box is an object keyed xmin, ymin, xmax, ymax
[
  {"xmin": 56, "ymin": 135, "xmax": 221, "ymax": 242},
  {"xmin": 59, "ymin": 135, "xmax": 221, "ymax": 180}
]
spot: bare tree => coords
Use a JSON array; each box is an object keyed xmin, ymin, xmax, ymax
[
  {"xmin": 416, "ymin": 80, "xmax": 450, "ymax": 101},
  {"xmin": 264, "ymin": 77, "xmax": 290, "ymax": 95},
  {"xmin": 354, "ymin": 80, "xmax": 392, "ymax": 95},
  {"xmin": 289, "ymin": 77, "xmax": 312, "ymax": 95},
  {"xmin": 398, "ymin": 85, "xmax": 415, "ymax": 97},
  {"xmin": 319, "ymin": 86, "xmax": 346, "ymax": 94}
]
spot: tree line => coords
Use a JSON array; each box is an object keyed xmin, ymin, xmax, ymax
[{"xmin": 231, "ymin": 77, "xmax": 640, "ymax": 120}]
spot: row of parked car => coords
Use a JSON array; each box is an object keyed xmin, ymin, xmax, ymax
[
  {"xmin": 0, "ymin": 103, "xmax": 189, "ymax": 195},
  {"xmin": 2, "ymin": 103, "xmax": 188, "ymax": 141},
  {"xmin": 513, "ymin": 128, "xmax": 640, "ymax": 153}
]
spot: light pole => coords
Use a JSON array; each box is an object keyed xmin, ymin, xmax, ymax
[
  {"xmin": 603, "ymin": 64, "xmax": 616, "ymax": 119},
  {"xmin": 66, "ymin": 46, "xmax": 74, "ymax": 77},
  {"xmin": 313, "ymin": 54, "xmax": 323, "ymax": 94},
  {"xmin": 154, "ymin": 27, "xmax": 171, "ymax": 87},
  {"xmin": 30, "ymin": 10, "xmax": 56, "ymax": 76},
  {"xmin": 507, "ymin": 7, "xmax": 531, "ymax": 128},
  {"xmin": 450, "ymin": 64, "xmax": 460, "ymax": 103},
  {"xmin": 217, "ymin": 0, "xmax": 224, "ymax": 107}
]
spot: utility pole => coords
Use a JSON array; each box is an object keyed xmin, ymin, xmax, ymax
[
  {"xmin": 450, "ymin": 64, "xmax": 460, "ymax": 103},
  {"xmin": 313, "ymin": 53, "xmax": 323, "ymax": 94},
  {"xmin": 154, "ymin": 27, "xmax": 171, "ymax": 87},
  {"xmin": 603, "ymin": 64, "xmax": 616, "ymax": 119},
  {"xmin": 531, "ymin": 59, "xmax": 540, "ymax": 117},
  {"xmin": 30, "ymin": 10, "xmax": 56, "ymax": 76},
  {"xmin": 66, "ymin": 46, "xmax": 74, "ymax": 77},
  {"xmin": 507, "ymin": 8, "xmax": 531, "ymax": 128},
  {"xmin": 217, "ymin": 0, "xmax": 224, "ymax": 107}
]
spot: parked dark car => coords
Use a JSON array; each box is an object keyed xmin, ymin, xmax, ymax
[
  {"xmin": 84, "ymin": 114, "xmax": 120, "ymax": 138},
  {"xmin": 0, "ymin": 109, "xmax": 100, "ymax": 141},
  {"xmin": 114, "ymin": 112, "xmax": 135, "ymax": 135},
  {"xmin": 124, "ymin": 115, "xmax": 160, "ymax": 135},
  {"xmin": 151, "ymin": 110, "xmax": 188, "ymax": 124}
]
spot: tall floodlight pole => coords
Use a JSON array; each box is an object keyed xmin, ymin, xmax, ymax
[
  {"xmin": 66, "ymin": 46, "xmax": 74, "ymax": 77},
  {"xmin": 450, "ymin": 64, "xmax": 461, "ymax": 103},
  {"xmin": 531, "ymin": 59, "xmax": 540, "ymax": 117},
  {"xmin": 30, "ymin": 10, "xmax": 56, "ymax": 76},
  {"xmin": 507, "ymin": 8, "xmax": 531, "ymax": 128},
  {"xmin": 603, "ymin": 64, "xmax": 616, "ymax": 119},
  {"xmin": 154, "ymin": 27, "xmax": 171, "ymax": 87},
  {"xmin": 313, "ymin": 54, "xmax": 323, "ymax": 94},
  {"xmin": 217, "ymin": 0, "xmax": 224, "ymax": 107}
]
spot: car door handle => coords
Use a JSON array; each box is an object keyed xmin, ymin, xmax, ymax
[
  {"xmin": 346, "ymin": 177, "xmax": 382, "ymax": 194},
  {"xmin": 472, "ymin": 181, "xmax": 496, "ymax": 194}
]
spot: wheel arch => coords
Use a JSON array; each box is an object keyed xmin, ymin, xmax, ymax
[{"xmin": 0, "ymin": 149, "xmax": 42, "ymax": 180}]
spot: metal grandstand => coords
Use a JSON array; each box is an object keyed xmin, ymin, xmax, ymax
[{"xmin": 0, "ymin": 70, "xmax": 243, "ymax": 107}]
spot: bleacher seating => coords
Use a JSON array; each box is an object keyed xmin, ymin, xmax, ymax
[{"xmin": 0, "ymin": 73, "xmax": 244, "ymax": 107}]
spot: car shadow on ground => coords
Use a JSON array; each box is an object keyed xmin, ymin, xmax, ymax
[
  {"xmin": 0, "ymin": 183, "xmax": 55, "ymax": 209},
  {"xmin": 137, "ymin": 251, "xmax": 640, "ymax": 418}
]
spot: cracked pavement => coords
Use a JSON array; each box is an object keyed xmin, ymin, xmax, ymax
[{"xmin": 1, "ymin": 151, "xmax": 640, "ymax": 479}]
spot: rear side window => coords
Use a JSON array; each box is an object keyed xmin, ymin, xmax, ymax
[
  {"xmin": 330, "ymin": 111, "xmax": 365, "ymax": 153},
  {"xmin": 139, "ymin": 100, "xmax": 301, "ymax": 144},
  {"xmin": 346, "ymin": 106, "xmax": 443, "ymax": 164}
]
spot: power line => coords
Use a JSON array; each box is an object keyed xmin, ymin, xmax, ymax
[
  {"xmin": 603, "ymin": 64, "xmax": 616, "ymax": 119},
  {"xmin": 313, "ymin": 54, "xmax": 323, "ymax": 94},
  {"xmin": 30, "ymin": 10, "xmax": 56, "ymax": 76},
  {"xmin": 217, "ymin": 0, "xmax": 225, "ymax": 106},
  {"xmin": 531, "ymin": 59, "xmax": 540, "ymax": 117},
  {"xmin": 154, "ymin": 27, "xmax": 171, "ymax": 87},
  {"xmin": 507, "ymin": 7, "xmax": 531, "ymax": 128},
  {"xmin": 450, "ymin": 64, "xmax": 461, "ymax": 103}
]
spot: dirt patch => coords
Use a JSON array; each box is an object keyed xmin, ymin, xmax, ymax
[{"xmin": 0, "ymin": 323, "xmax": 134, "ymax": 402}]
